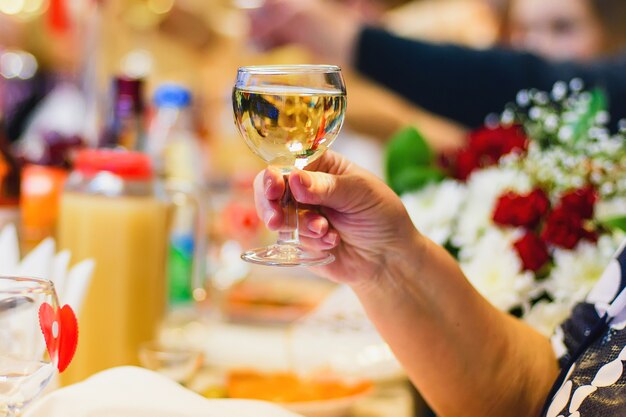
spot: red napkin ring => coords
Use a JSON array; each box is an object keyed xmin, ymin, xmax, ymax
[{"xmin": 39, "ymin": 303, "xmax": 79, "ymax": 373}]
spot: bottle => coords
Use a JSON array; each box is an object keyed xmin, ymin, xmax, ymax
[
  {"xmin": 57, "ymin": 149, "xmax": 168, "ymax": 384},
  {"xmin": 100, "ymin": 76, "xmax": 146, "ymax": 151},
  {"xmin": 20, "ymin": 164, "xmax": 68, "ymax": 251},
  {"xmin": 20, "ymin": 132, "xmax": 82, "ymax": 250},
  {"xmin": 148, "ymin": 84, "xmax": 205, "ymax": 305},
  {"xmin": 148, "ymin": 84, "xmax": 204, "ymax": 184}
]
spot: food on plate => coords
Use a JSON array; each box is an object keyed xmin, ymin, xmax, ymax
[
  {"xmin": 225, "ymin": 370, "xmax": 372, "ymax": 403},
  {"xmin": 225, "ymin": 276, "xmax": 335, "ymax": 323}
]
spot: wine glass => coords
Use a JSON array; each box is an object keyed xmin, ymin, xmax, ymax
[
  {"xmin": 233, "ymin": 65, "xmax": 347, "ymax": 267},
  {"xmin": 0, "ymin": 277, "xmax": 59, "ymax": 416}
]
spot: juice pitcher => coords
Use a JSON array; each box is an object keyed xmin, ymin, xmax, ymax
[{"xmin": 57, "ymin": 149, "xmax": 205, "ymax": 384}]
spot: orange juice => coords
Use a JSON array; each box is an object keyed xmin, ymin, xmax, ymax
[{"xmin": 57, "ymin": 150, "xmax": 168, "ymax": 384}]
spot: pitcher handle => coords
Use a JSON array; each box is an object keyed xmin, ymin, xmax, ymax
[{"xmin": 163, "ymin": 180, "xmax": 208, "ymax": 304}]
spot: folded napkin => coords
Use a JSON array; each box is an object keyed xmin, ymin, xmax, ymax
[
  {"xmin": 24, "ymin": 366, "xmax": 303, "ymax": 417},
  {"xmin": 0, "ymin": 224, "xmax": 94, "ymax": 315}
]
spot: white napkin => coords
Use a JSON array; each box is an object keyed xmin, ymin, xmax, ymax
[
  {"xmin": 0, "ymin": 224, "xmax": 94, "ymax": 315},
  {"xmin": 24, "ymin": 366, "xmax": 303, "ymax": 417}
]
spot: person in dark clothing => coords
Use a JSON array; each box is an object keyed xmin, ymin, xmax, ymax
[{"xmin": 249, "ymin": 0, "xmax": 626, "ymax": 129}]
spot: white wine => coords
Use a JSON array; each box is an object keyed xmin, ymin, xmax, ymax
[{"xmin": 233, "ymin": 86, "xmax": 346, "ymax": 171}]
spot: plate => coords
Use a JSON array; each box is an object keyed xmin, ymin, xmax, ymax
[
  {"xmin": 282, "ymin": 388, "xmax": 374, "ymax": 417},
  {"xmin": 223, "ymin": 369, "xmax": 374, "ymax": 417}
]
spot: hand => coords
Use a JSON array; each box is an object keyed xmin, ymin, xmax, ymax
[
  {"xmin": 255, "ymin": 152, "xmax": 558, "ymax": 417},
  {"xmin": 254, "ymin": 151, "xmax": 420, "ymax": 286},
  {"xmin": 248, "ymin": 0, "xmax": 362, "ymax": 67}
]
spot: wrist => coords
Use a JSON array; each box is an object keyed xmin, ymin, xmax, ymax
[{"xmin": 350, "ymin": 228, "xmax": 427, "ymax": 305}]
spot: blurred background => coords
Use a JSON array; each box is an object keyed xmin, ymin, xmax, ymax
[{"xmin": 1, "ymin": 0, "xmax": 625, "ymax": 416}]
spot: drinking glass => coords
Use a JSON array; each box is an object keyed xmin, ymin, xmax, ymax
[
  {"xmin": 233, "ymin": 65, "xmax": 347, "ymax": 267},
  {"xmin": 0, "ymin": 277, "xmax": 59, "ymax": 417}
]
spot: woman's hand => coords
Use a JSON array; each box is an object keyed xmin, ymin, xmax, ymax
[
  {"xmin": 253, "ymin": 150, "xmax": 421, "ymax": 287},
  {"xmin": 254, "ymin": 150, "xmax": 558, "ymax": 417}
]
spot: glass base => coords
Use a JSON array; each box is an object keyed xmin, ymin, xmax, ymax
[{"xmin": 241, "ymin": 243, "xmax": 335, "ymax": 267}]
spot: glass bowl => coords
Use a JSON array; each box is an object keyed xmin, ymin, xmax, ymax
[{"xmin": 138, "ymin": 341, "xmax": 204, "ymax": 384}]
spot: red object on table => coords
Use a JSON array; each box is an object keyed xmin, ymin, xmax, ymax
[{"xmin": 39, "ymin": 303, "xmax": 79, "ymax": 373}]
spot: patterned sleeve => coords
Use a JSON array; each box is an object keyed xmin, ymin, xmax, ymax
[{"xmin": 551, "ymin": 241, "xmax": 626, "ymax": 368}]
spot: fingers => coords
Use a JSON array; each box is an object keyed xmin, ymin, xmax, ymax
[
  {"xmin": 288, "ymin": 168, "xmax": 358, "ymax": 212},
  {"xmin": 300, "ymin": 231, "xmax": 340, "ymax": 251},
  {"xmin": 304, "ymin": 150, "xmax": 353, "ymax": 176},
  {"xmin": 253, "ymin": 167, "xmax": 284, "ymax": 229},
  {"xmin": 253, "ymin": 172, "xmax": 341, "ymax": 249},
  {"xmin": 296, "ymin": 210, "xmax": 341, "ymax": 250},
  {"xmin": 300, "ymin": 210, "xmax": 329, "ymax": 238}
]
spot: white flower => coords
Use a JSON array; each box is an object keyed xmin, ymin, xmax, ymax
[
  {"xmin": 524, "ymin": 300, "xmax": 573, "ymax": 337},
  {"xmin": 596, "ymin": 197, "xmax": 626, "ymax": 221},
  {"xmin": 459, "ymin": 229, "xmax": 534, "ymax": 311},
  {"xmin": 401, "ymin": 180, "xmax": 467, "ymax": 245},
  {"xmin": 453, "ymin": 167, "xmax": 531, "ymax": 247},
  {"xmin": 544, "ymin": 236, "xmax": 617, "ymax": 304}
]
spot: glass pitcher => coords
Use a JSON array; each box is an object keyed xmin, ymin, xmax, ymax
[{"xmin": 56, "ymin": 149, "xmax": 205, "ymax": 385}]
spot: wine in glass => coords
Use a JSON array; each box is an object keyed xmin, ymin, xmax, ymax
[
  {"xmin": 233, "ymin": 65, "xmax": 347, "ymax": 266},
  {"xmin": 0, "ymin": 277, "xmax": 60, "ymax": 416}
]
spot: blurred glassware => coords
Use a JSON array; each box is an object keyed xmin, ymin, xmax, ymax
[
  {"xmin": 202, "ymin": 178, "xmax": 270, "ymax": 317},
  {"xmin": 100, "ymin": 76, "xmax": 146, "ymax": 151},
  {"xmin": 0, "ymin": 276, "xmax": 59, "ymax": 417},
  {"xmin": 138, "ymin": 341, "xmax": 203, "ymax": 385}
]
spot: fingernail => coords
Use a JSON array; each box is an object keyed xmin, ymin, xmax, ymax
[
  {"xmin": 264, "ymin": 178, "xmax": 272, "ymax": 195},
  {"xmin": 264, "ymin": 212, "xmax": 274, "ymax": 226},
  {"xmin": 322, "ymin": 232, "xmax": 338, "ymax": 245},
  {"xmin": 308, "ymin": 220, "xmax": 323, "ymax": 235},
  {"xmin": 298, "ymin": 171, "xmax": 312, "ymax": 188}
]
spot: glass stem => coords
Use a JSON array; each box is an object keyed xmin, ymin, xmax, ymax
[{"xmin": 277, "ymin": 174, "xmax": 299, "ymax": 245}]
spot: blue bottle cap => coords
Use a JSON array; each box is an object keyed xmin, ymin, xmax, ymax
[{"xmin": 153, "ymin": 84, "xmax": 192, "ymax": 108}]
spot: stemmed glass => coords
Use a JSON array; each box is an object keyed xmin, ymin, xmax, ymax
[
  {"xmin": 233, "ymin": 65, "xmax": 347, "ymax": 267},
  {"xmin": 0, "ymin": 277, "xmax": 59, "ymax": 417}
]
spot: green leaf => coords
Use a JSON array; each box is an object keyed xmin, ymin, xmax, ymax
[
  {"xmin": 601, "ymin": 216, "xmax": 626, "ymax": 233},
  {"xmin": 389, "ymin": 166, "xmax": 445, "ymax": 195},
  {"xmin": 385, "ymin": 126, "xmax": 436, "ymax": 194},
  {"xmin": 571, "ymin": 88, "xmax": 608, "ymax": 143}
]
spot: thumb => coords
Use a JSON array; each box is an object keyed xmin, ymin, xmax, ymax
[{"xmin": 288, "ymin": 169, "xmax": 360, "ymax": 212}]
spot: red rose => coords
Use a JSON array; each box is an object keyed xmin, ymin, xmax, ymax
[
  {"xmin": 454, "ymin": 149, "xmax": 479, "ymax": 181},
  {"xmin": 492, "ymin": 189, "xmax": 550, "ymax": 228},
  {"xmin": 469, "ymin": 125, "xmax": 528, "ymax": 163},
  {"xmin": 513, "ymin": 232, "xmax": 550, "ymax": 272},
  {"xmin": 541, "ymin": 208, "xmax": 585, "ymax": 249},
  {"xmin": 559, "ymin": 187, "xmax": 597, "ymax": 219},
  {"xmin": 450, "ymin": 125, "xmax": 528, "ymax": 180}
]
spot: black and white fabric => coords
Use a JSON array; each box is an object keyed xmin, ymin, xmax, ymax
[{"xmin": 541, "ymin": 240, "xmax": 626, "ymax": 417}]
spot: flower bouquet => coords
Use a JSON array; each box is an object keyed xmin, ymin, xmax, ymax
[{"xmin": 386, "ymin": 81, "xmax": 626, "ymax": 335}]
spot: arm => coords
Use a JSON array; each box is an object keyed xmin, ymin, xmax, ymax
[
  {"xmin": 255, "ymin": 151, "xmax": 559, "ymax": 417},
  {"xmin": 355, "ymin": 27, "xmax": 586, "ymax": 128},
  {"xmin": 353, "ymin": 234, "xmax": 558, "ymax": 417},
  {"xmin": 249, "ymin": 0, "xmax": 626, "ymax": 129}
]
